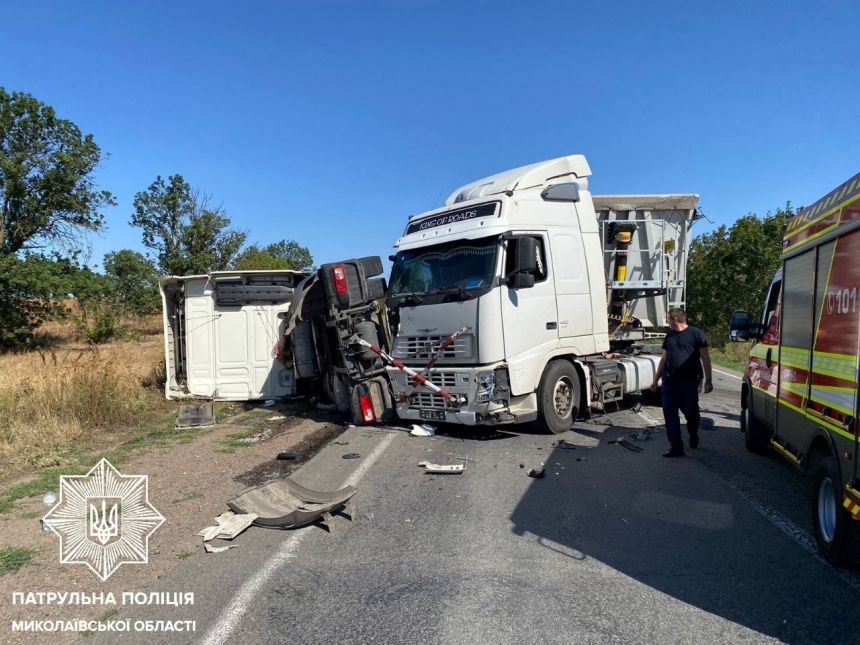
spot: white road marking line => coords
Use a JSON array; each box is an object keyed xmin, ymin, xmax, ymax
[
  {"xmin": 714, "ymin": 369, "xmax": 742, "ymax": 381},
  {"xmin": 733, "ymin": 485, "xmax": 860, "ymax": 594},
  {"xmin": 199, "ymin": 431, "xmax": 398, "ymax": 645}
]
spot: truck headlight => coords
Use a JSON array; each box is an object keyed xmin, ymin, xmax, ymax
[{"xmin": 476, "ymin": 371, "xmax": 495, "ymax": 403}]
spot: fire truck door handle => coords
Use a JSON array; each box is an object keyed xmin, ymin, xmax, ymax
[{"xmin": 766, "ymin": 348, "xmax": 772, "ymax": 368}]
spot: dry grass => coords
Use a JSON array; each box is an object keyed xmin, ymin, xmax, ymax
[{"xmin": 0, "ymin": 316, "xmax": 168, "ymax": 479}]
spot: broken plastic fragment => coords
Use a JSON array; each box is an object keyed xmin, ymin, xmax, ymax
[
  {"xmin": 365, "ymin": 512, "xmax": 374, "ymax": 520},
  {"xmin": 204, "ymin": 544, "xmax": 238, "ymax": 554},
  {"xmin": 410, "ymin": 424, "xmax": 436, "ymax": 437}
]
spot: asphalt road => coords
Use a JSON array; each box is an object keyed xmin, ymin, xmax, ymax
[{"xmin": 91, "ymin": 367, "xmax": 860, "ymax": 645}]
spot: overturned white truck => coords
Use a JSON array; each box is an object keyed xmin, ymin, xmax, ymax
[{"xmin": 161, "ymin": 155, "xmax": 701, "ymax": 432}]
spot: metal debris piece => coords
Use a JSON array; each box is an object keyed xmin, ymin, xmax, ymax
[
  {"xmin": 176, "ymin": 403, "xmax": 215, "ymax": 429},
  {"xmin": 609, "ymin": 438, "xmax": 643, "ymax": 452},
  {"xmin": 227, "ymin": 478, "xmax": 357, "ymax": 530},
  {"xmin": 418, "ymin": 461, "xmax": 465, "ymax": 474},
  {"xmin": 199, "ymin": 511, "xmax": 258, "ymax": 541}
]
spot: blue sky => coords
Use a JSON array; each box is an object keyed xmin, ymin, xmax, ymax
[{"xmin": 2, "ymin": 0, "xmax": 858, "ymax": 271}]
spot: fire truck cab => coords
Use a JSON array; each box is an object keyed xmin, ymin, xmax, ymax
[{"xmin": 731, "ymin": 171, "xmax": 860, "ymax": 565}]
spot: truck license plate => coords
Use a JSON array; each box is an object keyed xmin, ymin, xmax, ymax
[{"xmin": 419, "ymin": 409, "xmax": 446, "ymax": 421}]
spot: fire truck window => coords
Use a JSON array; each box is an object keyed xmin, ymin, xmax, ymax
[{"xmin": 764, "ymin": 279, "xmax": 781, "ymax": 328}]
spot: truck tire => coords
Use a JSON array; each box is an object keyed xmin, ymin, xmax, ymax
[
  {"xmin": 812, "ymin": 456, "xmax": 852, "ymax": 565},
  {"xmin": 538, "ymin": 360, "xmax": 580, "ymax": 434},
  {"xmin": 742, "ymin": 394, "xmax": 770, "ymax": 454}
]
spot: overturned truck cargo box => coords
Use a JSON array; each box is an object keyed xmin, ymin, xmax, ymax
[{"xmin": 160, "ymin": 270, "xmax": 310, "ymax": 401}]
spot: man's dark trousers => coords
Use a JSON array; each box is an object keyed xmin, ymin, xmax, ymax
[{"xmin": 661, "ymin": 379, "xmax": 701, "ymax": 451}]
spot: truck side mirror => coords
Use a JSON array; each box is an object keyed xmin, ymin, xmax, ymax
[
  {"xmin": 515, "ymin": 237, "xmax": 538, "ymax": 273},
  {"xmin": 512, "ymin": 273, "xmax": 536, "ymax": 289},
  {"xmin": 729, "ymin": 310, "xmax": 750, "ymax": 342}
]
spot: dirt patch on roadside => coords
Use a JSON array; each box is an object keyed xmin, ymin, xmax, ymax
[
  {"xmin": 0, "ymin": 403, "xmax": 348, "ymax": 645},
  {"xmin": 234, "ymin": 422, "xmax": 345, "ymax": 487}
]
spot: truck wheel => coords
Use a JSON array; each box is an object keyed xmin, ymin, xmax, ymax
[
  {"xmin": 742, "ymin": 395, "xmax": 770, "ymax": 454},
  {"xmin": 538, "ymin": 361, "xmax": 580, "ymax": 434},
  {"xmin": 812, "ymin": 456, "xmax": 851, "ymax": 565}
]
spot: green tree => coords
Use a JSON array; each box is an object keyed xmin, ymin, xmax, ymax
[
  {"xmin": 130, "ymin": 174, "xmax": 247, "ymax": 276},
  {"xmin": 686, "ymin": 204, "xmax": 794, "ymax": 342},
  {"xmin": 103, "ymin": 249, "xmax": 160, "ymax": 316},
  {"xmin": 0, "ymin": 88, "xmax": 115, "ymax": 349},
  {"xmin": 233, "ymin": 239, "xmax": 314, "ymax": 271}
]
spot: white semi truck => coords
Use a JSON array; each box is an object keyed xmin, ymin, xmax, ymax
[
  {"xmin": 380, "ymin": 154, "xmax": 700, "ymax": 432},
  {"xmin": 160, "ymin": 155, "xmax": 701, "ymax": 433}
]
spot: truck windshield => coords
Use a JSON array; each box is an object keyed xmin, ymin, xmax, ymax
[{"xmin": 389, "ymin": 236, "xmax": 499, "ymax": 298}]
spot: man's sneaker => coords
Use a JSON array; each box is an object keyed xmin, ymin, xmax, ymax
[
  {"xmin": 689, "ymin": 430, "xmax": 699, "ymax": 449},
  {"xmin": 663, "ymin": 448, "xmax": 685, "ymax": 458}
]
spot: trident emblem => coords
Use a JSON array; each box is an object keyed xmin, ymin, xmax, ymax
[{"xmin": 89, "ymin": 499, "xmax": 119, "ymax": 545}]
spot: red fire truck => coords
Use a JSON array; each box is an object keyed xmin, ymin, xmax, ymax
[{"xmin": 731, "ymin": 171, "xmax": 860, "ymax": 565}]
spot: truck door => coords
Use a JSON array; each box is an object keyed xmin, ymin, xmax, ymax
[
  {"xmin": 501, "ymin": 234, "xmax": 558, "ymax": 394},
  {"xmin": 749, "ymin": 276, "xmax": 782, "ymax": 430},
  {"xmin": 550, "ymin": 231, "xmax": 594, "ymax": 340}
]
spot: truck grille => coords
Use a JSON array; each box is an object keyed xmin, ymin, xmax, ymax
[
  {"xmin": 426, "ymin": 372, "xmax": 458, "ymax": 388},
  {"xmin": 409, "ymin": 393, "xmax": 448, "ymax": 409},
  {"xmin": 392, "ymin": 334, "xmax": 474, "ymax": 360}
]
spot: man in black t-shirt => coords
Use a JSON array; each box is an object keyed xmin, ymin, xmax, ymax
[{"xmin": 650, "ymin": 308, "xmax": 713, "ymax": 457}]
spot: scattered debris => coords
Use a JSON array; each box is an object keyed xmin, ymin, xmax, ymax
[
  {"xmin": 204, "ymin": 544, "xmax": 238, "ymax": 554},
  {"xmin": 267, "ymin": 416, "xmax": 283, "ymax": 421},
  {"xmin": 342, "ymin": 452, "xmax": 361, "ymax": 459},
  {"xmin": 238, "ymin": 427, "xmax": 274, "ymax": 444},
  {"xmin": 633, "ymin": 429, "xmax": 652, "ymax": 441},
  {"xmin": 554, "ymin": 439, "xmax": 577, "ymax": 450},
  {"xmin": 365, "ymin": 512, "xmax": 374, "ymax": 520},
  {"xmin": 518, "ymin": 464, "xmax": 525, "ymax": 468},
  {"xmin": 635, "ymin": 407, "xmax": 663, "ymax": 427},
  {"xmin": 609, "ymin": 438, "xmax": 643, "ymax": 452},
  {"xmin": 277, "ymin": 450, "xmax": 298, "ymax": 460},
  {"xmin": 418, "ymin": 461, "xmax": 465, "ymax": 474},
  {"xmin": 199, "ymin": 511, "xmax": 258, "ymax": 541},
  {"xmin": 227, "ymin": 478, "xmax": 357, "ymax": 530},
  {"xmin": 410, "ymin": 424, "xmax": 436, "ymax": 437},
  {"xmin": 527, "ymin": 467, "xmax": 545, "ymax": 478}
]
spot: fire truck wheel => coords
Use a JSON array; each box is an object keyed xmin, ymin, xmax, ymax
[
  {"xmin": 742, "ymin": 396, "xmax": 769, "ymax": 454},
  {"xmin": 538, "ymin": 360, "xmax": 580, "ymax": 434},
  {"xmin": 812, "ymin": 456, "xmax": 851, "ymax": 565}
]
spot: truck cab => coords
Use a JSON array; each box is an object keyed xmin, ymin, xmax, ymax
[{"xmin": 384, "ymin": 155, "xmax": 699, "ymax": 432}]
